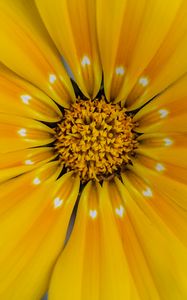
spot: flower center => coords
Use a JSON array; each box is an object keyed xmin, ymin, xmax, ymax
[{"xmin": 55, "ymin": 97, "xmax": 138, "ymax": 182}]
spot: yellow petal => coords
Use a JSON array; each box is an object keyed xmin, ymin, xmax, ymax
[
  {"xmin": 0, "ymin": 161, "xmax": 61, "ymax": 216},
  {"xmin": 131, "ymin": 158, "xmax": 187, "ymax": 246},
  {"xmin": 127, "ymin": 157, "xmax": 187, "ymax": 212},
  {"xmin": 137, "ymin": 132, "xmax": 187, "ymax": 168},
  {"xmin": 96, "ymin": 0, "xmax": 135, "ymax": 100},
  {"xmin": 0, "ymin": 147, "xmax": 56, "ymax": 183},
  {"xmin": 126, "ymin": 1, "xmax": 187, "ymax": 109},
  {"xmin": 36, "ymin": 0, "xmax": 102, "ymax": 99},
  {"xmin": 0, "ymin": 114, "xmax": 55, "ymax": 153},
  {"xmin": 105, "ymin": 180, "xmax": 160, "ymax": 300},
  {"xmin": 0, "ymin": 172, "xmax": 80, "ymax": 300},
  {"xmin": 0, "ymin": 64, "xmax": 62, "ymax": 122},
  {"xmin": 0, "ymin": 0, "xmax": 74, "ymax": 107},
  {"xmin": 116, "ymin": 177, "xmax": 187, "ymax": 299},
  {"xmin": 96, "ymin": 0, "xmax": 182, "ymax": 103},
  {"xmin": 125, "ymin": 158, "xmax": 187, "ymax": 245},
  {"xmin": 133, "ymin": 74, "xmax": 187, "ymax": 132},
  {"xmin": 49, "ymin": 181, "xmax": 132, "ymax": 300},
  {"xmin": 132, "ymin": 154, "xmax": 187, "ymax": 186}
]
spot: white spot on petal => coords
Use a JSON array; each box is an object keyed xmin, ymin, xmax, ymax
[
  {"xmin": 21, "ymin": 94, "xmax": 32, "ymax": 105},
  {"xmin": 89, "ymin": 209, "xmax": 97, "ymax": 219},
  {"xmin": 25, "ymin": 159, "xmax": 34, "ymax": 165},
  {"xmin": 54, "ymin": 197, "xmax": 63, "ymax": 209},
  {"xmin": 33, "ymin": 177, "xmax": 41, "ymax": 185},
  {"xmin": 163, "ymin": 138, "xmax": 173, "ymax": 146},
  {"xmin": 139, "ymin": 76, "xmax": 149, "ymax": 87},
  {"xmin": 155, "ymin": 163, "xmax": 165, "ymax": 172},
  {"xmin": 115, "ymin": 66, "xmax": 125, "ymax": 76},
  {"xmin": 159, "ymin": 109, "xmax": 169, "ymax": 119},
  {"xmin": 81, "ymin": 55, "xmax": 91, "ymax": 67},
  {"xmin": 115, "ymin": 205, "xmax": 125, "ymax": 217},
  {"xmin": 49, "ymin": 74, "xmax": 57, "ymax": 84},
  {"xmin": 142, "ymin": 187, "xmax": 153, "ymax": 198},
  {"xmin": 17, "ymin": 128, "xmax": 27, "ymax": 137}
]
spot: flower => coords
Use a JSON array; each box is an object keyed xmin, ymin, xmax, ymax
[{"xmin": 0, "ymin": 0, "xmax": 187, "ymax": 299}]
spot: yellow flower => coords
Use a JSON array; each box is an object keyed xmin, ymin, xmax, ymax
[{"xmin": 0, "ymin": 0, "xmax": 187, "ymax": 299}]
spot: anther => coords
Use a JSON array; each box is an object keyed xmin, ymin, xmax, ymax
[{"xmin": 55, "ymin": 97, "xmax": 138, "ymax": 182}]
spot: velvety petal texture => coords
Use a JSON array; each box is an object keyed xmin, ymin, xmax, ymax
[
  {"xmin": 0, "ymin": 171, "xmax": 80, "ymax": 300},
  {"xmin": 0, "ymin": 0, "xmax": 186, "ymax": 300},
  {"xmin": 96, "ymin": 0, "xmax": 187, "ymax": 109},
  {"xmin": 0, "ymin": 114, "xmax": 54, "ymax": 153},
  {"xmin": 49, "ymin": 182, "xmax": 134, "ymax": 300},
  {"xmin": 0, "ymin": 147, "xmax": 57, "ymax": 183},
  {"xmin": 134, "ymin": 74, "xmax": 187, "ymax": 133},
  {"xmin": 35, "ymin": 0, "xmax": 102, "ymax": 98},
  {"xmin": 0, "ymin": 64, "xmax": 62, "ymax": 122},
  {"xmin": 0, "ymin": 0, "xmax": 75, "ymax": 107}
]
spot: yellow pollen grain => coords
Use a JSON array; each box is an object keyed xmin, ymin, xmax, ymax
[{"xmin": 55, "ymin": 97, "xmax": 138, "ymax": 182}]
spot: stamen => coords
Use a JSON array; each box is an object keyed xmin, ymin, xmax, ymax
[{"xmin": 55, "ymin": 97, "xmax": 138, "ymax": 182}]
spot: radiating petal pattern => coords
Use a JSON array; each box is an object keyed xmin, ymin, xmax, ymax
[
  {"xmin": 114, "ymin": 178, "xmax": 187, "ymax": 299},
  {"xmin": 134, "ymin": 74, "xmax": 187, "ymax": 133},
  {"xmin": 137, "ymin": 133, "xmax": 187, "ymax": 168},
  {"xmin": 0, "ymin": 1, "xmax": 186, "ymax": 300},
  {"xmin": 126, "ymin": 0, "xmax": 187, "ymax": 109},
  {"xmin": 0, "ymin": 0, "xmax": 74, "ymax": 107},
  {"xmin": 130, "ymin": 156, "xmax": 187, "ymax": 208},
  {"xmin": 0, "ymin": 172, "xmax": 80, "ymax": 300},
  {"xmin": 96, "ymin": 0, "xmax": 187, "ymax": 108},
  {"xmin": 0, "ymin": 147, "xmax": 56, "ymax": 183},
  {"xmin": 128, "ymin": 158, "xmax": 187, "ymax": 245},
  {"xmin": 104, "ymin": 180, "xmax": 160, "ymax": 300},
  {"xmin": 0, "ymin": 162, "xmax": 61, "ymax": 217},
  {"xmin": 0, "ymin": 64, "xmax": 62, "ymax": 122},
  {"xmin": 36, "ymin": 0, "xmax": 102, "ymax": 98},
  {"xmin": 0, "ymin": 114, "xmax": 55, "ymax": 153},
  {"xmin": 49, "ymin": 182, "xmax": 136, "ymax": 300}
]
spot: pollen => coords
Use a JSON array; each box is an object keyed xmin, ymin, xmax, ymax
[{"xmin": 55, "ymin": 97, "xmax": 138, "ymax": 182}]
